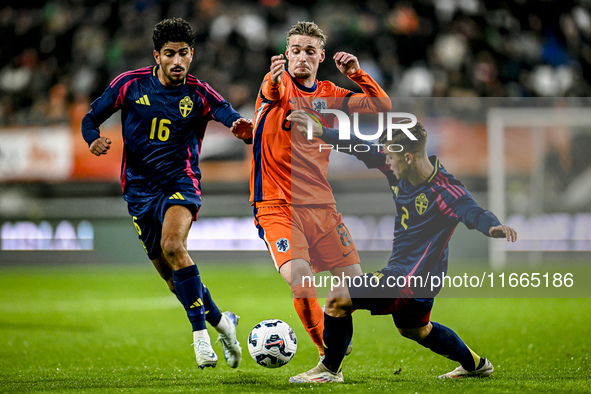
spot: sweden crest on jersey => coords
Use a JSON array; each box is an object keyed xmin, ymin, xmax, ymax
[
  {"xmin": 179, "ymin": 96, "xmax": 193, "ymax": 117},
  {"xmin": 415, "ymin": 193, "xmax": 428, "ymax": 215}
]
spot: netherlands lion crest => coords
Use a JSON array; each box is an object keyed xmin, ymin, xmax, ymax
[
  {"xmin": 312, "ymin": 98, "xmax": 327, "ymax": 112},
  {"xmin": 276, "ymin": 238, "xmax": 290, "ymax": 253}
]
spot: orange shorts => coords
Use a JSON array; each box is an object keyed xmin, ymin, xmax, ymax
[{"xmin": 254, "ymin": 203, "xmax": 360, "ymax": 273}]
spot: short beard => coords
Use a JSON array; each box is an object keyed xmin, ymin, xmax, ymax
[
  {"xmin": 293, "ymin": 70, "xmax": 311, "ymax": 80},
  {"xmin": 166, "ymin": 69, "xmax": 185, "ymax": 84}
]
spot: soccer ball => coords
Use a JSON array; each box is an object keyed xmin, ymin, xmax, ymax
[{"xmin": 247, "ymin": 319, "xmax": 297, "ymax": 368}]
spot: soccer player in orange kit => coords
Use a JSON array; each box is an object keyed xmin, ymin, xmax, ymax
[{"xmin": 250, "ymin": 21, "xmax": 391, "ymax": 357}]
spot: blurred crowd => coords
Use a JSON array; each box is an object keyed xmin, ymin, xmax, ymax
[{"xmin": 1, "ymin": 0, "xmax": 591, "ymax": 127}]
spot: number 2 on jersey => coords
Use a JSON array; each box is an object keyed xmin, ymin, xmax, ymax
[
  {"xmin": 150, "ymin": 117, "xmax": 171, "ymax": 141},
  {"xmin": 400, "ymin": 206, "xmax": 409, "ymax": 230}
]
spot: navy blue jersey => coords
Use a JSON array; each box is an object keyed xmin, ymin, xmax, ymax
[
  {"xmin": 81, "ymin": 66, "xmax": 241, "ymax": 202},
  {"xmin": 320, "ymin": 129, "xmax": 500, "ymax": 291}
]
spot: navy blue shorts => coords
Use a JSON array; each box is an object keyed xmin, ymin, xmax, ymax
[
  {"xmin": 126, "ymin": 180, "xmax": 201, "ymax": 260},
  {"xmin": 349, "ymin": 268, "xmax": 434, "ymax": 329}
]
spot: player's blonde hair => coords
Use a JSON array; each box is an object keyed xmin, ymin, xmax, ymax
[
  {"xmin": 286, "ymin": 21, "xmax": 327, "ymax": 49},
  {"xmin": 379, "ymin": 119, "xmax": 428, "ymax": 156}
]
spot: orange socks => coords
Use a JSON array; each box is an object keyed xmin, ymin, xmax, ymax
[{"xmin": 291, "ymin": 283, "xmax": 325, "ymax": 356}]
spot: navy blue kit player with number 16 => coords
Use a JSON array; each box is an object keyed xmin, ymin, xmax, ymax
[
  {"xmin": 287, "ymin": 115, "xmax": 517, "ymax": 383},
  {"xmin": 81, "ymin": 18, "xmax": 254, "ymax": 370}
]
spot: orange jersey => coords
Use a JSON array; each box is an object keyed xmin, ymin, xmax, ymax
[{"xmin": 250, "ymin": 69, "xmax": 391, "ymax": 205}]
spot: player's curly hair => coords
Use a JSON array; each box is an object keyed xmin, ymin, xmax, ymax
[
  {"xmin": 379, "ymin": 119, "xmax": 428, "ymax": 155},
  {"xmin": 286, "ymin": 21, "xmax": 327, "ymax": 49},
  {"xmin": 153, "ymin": 18, "xmax": 195, "ymax": 52}
]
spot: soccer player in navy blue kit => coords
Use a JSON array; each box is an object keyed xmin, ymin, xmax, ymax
[
  {"xmin": 287, "ymin": 114, "xmax": 517, "ymax": 383},
  {"xmin": 81, "ymin": 18, "xmax": 254, "ymax": 369}
]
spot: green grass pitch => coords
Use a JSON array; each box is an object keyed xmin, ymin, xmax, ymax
[{"xmin": 0, "ymin": 262, "xmax": 589, "ymax": 393}]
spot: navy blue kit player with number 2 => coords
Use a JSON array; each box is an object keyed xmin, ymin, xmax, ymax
[
  {"xmin": 81, "ymin": 18, "xmax": 253, "ymax": 370},
  {"xmin": 286, "ymin": 115, "xmax": 517, "ymax": 383}
]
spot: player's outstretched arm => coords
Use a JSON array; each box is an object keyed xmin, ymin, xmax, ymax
[
  {"xmin": 489, "ymin": 225, "xmax": 518, "ymax": 242},
  {"xmin": 442, "ymin": 188, "xmax": 516, "ymax": 239},
  {"xmin": 230, "ymin": 118, "xmax": 254, "ymax": 140},
  {"xmin": 288, "ymin": 110, "xmax": 324, "ymax": 138},
  {"xmin": 89, "ymin": 137, "xmax": 111, "ymax": 156},
  {"xmin": 289, "ymin": 110, "xmax": 387, "ymax": 170}
]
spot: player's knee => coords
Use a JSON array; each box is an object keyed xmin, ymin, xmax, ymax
[
  {"xmin": 398, "ymin": 328, "xmax": 416, "ymax": 340},
  {"xmin": 160, "ymin": 237, "xmax": 185, "ymax": 260},
  {"xmin": 325, "ymin": 297, "xmax": 351, "ymax": 317},
  {"xmin": 291, "ymin": 283, "xmax": 317, "ymax": 299}
]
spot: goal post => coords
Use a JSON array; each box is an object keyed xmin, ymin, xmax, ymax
[{"xmin": 487, "ymin": 107, "xmax": 591, "ymax": 269}]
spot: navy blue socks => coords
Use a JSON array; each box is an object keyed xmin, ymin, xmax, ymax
[
  {"xmin": 202, "ymin": 284, "xmax": 222, "ymax": 327},
  {"xmin": 172, "ymin": 265, "xmax": 206, "ymax": 331},
  {"xmin": 322, "ymin": 313, "xmax": 352, "ymax": 373},
  {"xmin": 418, "ymin": 322, "xmax": 481, "ymax": 371}
]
